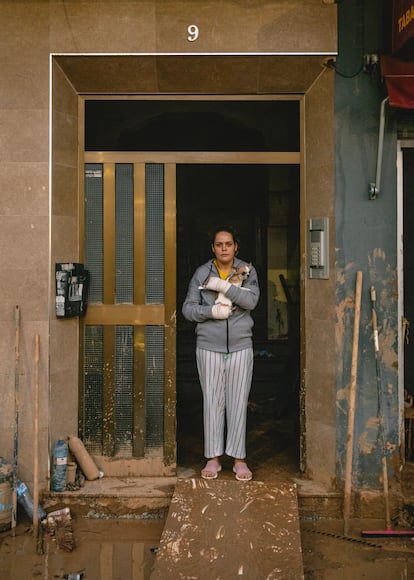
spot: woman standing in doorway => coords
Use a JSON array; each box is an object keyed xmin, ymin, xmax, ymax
[{"xmin": 182, "ymin": 226, "xmax": 260, "ymax": 481}]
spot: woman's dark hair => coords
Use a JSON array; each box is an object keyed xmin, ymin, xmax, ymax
[{"xmin": 210, "ymin": 225, "xmax": 240, "ymax": 247}]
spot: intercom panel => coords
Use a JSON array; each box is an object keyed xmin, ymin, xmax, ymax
[{"xmin": 308, "ymin": 218, "xmax": 329, "ymax": 279}]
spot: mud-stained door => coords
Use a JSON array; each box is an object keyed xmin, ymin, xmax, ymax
[{"xmin": 80, "ymin": 158, "xmax": 176, "ymax": 476}]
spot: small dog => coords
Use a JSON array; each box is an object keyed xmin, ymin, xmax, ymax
[
  {"xmin": 209, "ymin": 263, "xmax": 251, "ymax": 308},
  {"xmin": 228, "ymin": 263, "xmax": 251, "ymax": 286}
]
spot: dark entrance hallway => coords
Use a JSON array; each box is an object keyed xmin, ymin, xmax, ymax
[
  {"xmin": 176, "ymin": 163, "xmax": 301, "ymax": 478},
  {"xmin": 403, "ymin": 147, "xmax": 414, "ymax": 399}
]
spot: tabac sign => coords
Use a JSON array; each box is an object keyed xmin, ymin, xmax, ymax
[{"xmin": 393, "ymin": 0, "xmax": 414, "ymax": 56}]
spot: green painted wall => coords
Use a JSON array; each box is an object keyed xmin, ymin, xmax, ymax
[{"xmin": 335, "ymin": 0, "xmax": 399, "ymax": 489}]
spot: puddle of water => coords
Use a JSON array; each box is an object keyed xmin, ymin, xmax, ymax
[
  {"xmin": 4, "ymin": 515, "xmax": 414, "ymax": 579},
  {"xmin": 0, "ymin": 518, "xmax": 165, "ymax": 580},
  {"xmin": 301, "ymin": 520, "xmax": 414, "ymax": 580}
]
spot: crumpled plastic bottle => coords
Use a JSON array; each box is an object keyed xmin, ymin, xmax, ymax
[{"xmin": 16, "ymin": 481, "xmax": 46, "ymax": 521}]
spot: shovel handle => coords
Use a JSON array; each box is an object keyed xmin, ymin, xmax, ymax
[{"xmin": 370, "ymin": 287, "xmax": 379, "ymax": 353}]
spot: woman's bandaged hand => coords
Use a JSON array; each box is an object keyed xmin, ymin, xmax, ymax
[
  {"xmin": 211, "ymin": 304, "xmax": 232, "ymax": 319},
  {"xmin": 204, "ymin": 277, "xmax": 231, "ymax": 293}
]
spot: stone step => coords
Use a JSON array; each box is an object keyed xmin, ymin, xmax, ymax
[
  {"xmin": 41, "ymin": 475, "xmax": 394, "ymax": 525},
  {"xmin": 42, "ymin": 476, "xmax": 177, "ymax": 519}
]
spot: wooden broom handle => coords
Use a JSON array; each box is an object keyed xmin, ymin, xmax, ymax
[{"xmin": 343, "ymin": 271, "xmax": 363, "ymax": 535}]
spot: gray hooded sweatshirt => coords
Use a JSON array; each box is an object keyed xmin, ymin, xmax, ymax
[{"xmin": 182, "ymin": 258, "xmax": 260, "ymax": 353}]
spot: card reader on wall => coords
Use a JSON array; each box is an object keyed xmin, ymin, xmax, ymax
[{"xmin": 308, "ymin": 217, "xmax": 329, "ymax": 279}]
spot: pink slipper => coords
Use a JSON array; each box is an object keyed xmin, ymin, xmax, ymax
[
  {"xmin": 201, "ymin": 459, "xmax": 222, "ymax": 480},
  {"xmin": 233, "ymin": 462, "xmax": 252, "ymax": 481}
]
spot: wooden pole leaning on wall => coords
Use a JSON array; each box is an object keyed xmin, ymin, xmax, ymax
[
  {"xmin": 343, "ymin": 271, "xmax": 363, "ymax": 536},
  {"xmin": 11, "ymin": 305, "xmax": 20, "ymax": 537},
  {"xmin": 33, "ymin": 335, "xmax": 40, "ymax": 546}
]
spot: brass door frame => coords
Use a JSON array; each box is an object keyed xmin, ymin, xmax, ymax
[
  {"xmin": 80, "ymin": 157, "xmax": 177, "ymax": 470},
  {"xmin": 80, "ymin": 150, "xmax": 301, "ymax": 473}
]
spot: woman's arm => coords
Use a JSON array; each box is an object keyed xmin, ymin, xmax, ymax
[{"xmin": 182, "ymin": 266, "xmax": 216, "ymax": 322}]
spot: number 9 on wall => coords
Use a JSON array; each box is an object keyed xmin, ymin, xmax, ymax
[{"xmin": 187, "ymin": 24, "xmax": 199, "ymax": 42}]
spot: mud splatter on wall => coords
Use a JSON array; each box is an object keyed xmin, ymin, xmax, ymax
[{"xmin": 335, "ymin": 178, "xmax": 398, "ymax": 492}]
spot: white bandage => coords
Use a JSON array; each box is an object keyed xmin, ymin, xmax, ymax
[
  {"xmin": 205, "ymin": 277, "xmax": 231, "ymax": 293},
  {"xmin": 211, "ymin": 304, "xmax": 231, "ymax": 319}
]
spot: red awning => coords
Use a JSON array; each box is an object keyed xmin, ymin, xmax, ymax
[
  {"xmin": 381, "ymin": 54, "xmax": 414, "ymax": 108},
  {"xmin": 392, "ymin": 0, "xmax": 414, "ymax": 57}
]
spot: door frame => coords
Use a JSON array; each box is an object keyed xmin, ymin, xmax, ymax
[
  {"xmin": 49, "ymin": 54, "xmax": 336, "ymax": 484},
  {"xmin": 397, "ymin": 139, "xmax": 414, "ymax": 449},
  {"xmin": 78, "ymin": 93, "xmax": 306, "ymax": 477},
  {"xmin": 81, "ymin": 151, "xmax": 302, "ymax": 474}
]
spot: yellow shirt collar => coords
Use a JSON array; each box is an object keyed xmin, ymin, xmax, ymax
[{"xmin": 213, "ymin": 259, "xmax": 233, "ymax": 280}]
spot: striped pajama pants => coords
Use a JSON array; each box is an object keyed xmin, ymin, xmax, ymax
[{"xmin": 196, "ymin": 347, "xmax": 253, "ymax": 459}]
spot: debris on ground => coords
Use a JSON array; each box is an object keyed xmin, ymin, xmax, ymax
[
  {"xmin": 54, "ymin": 571, "xmax": 84, "ymax": 579},
  {"xmin": 46, "ymin": 507, "xmax": 75, "ymax": 552},
  {"xmin": 392, "ymin": 504, "xmax": 414, "ymax": 528}
]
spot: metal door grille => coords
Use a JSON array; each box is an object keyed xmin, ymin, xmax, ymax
[
  {"xmin": 146, "ymin": 164, "xmax": 164, "ymax": 303},
  {"xmin": 82, "ymin": 162, "xmax": 167, "ymax": 459},
  {"xmin": 83, "ymin": 325, "xmax": 104, "ymax": 452},
  {"xmin": 145, "ymin": 326, "xmax": 165, "ymax": 448},
  {"xmin": 114, "ymin": 325, "xmax": 134, "ymax": 455},
  {"xmin": 84, "ymin": 164, "xmax": 104, "ymax": 302},
  {"xmin": 115, "ymin": 164, "xmax": 134, "ymax": 304}
]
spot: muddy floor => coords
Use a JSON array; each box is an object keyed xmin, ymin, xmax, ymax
[
  {"xmin": 1, "ymin": 398, "xmax": 414, "ymax": 578},
  {"xmin": 2, "ymin": 503, "xmax": 414, "ymax": 578},
  {"xmin": 0, "ymin": 518, "xmax": 163, "ymax": 579}
]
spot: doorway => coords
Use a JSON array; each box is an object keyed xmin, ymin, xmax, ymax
[
  {"xmin": 401, "ymin": 144, "xmax": 414, "ymax": 421},
  {"xmin": 81, "ymin": 98, "xmax": 302, "ymax": 476},
  {"xmin": 176, "ymin": 163, "xmax": 301, "ymax": 472}
]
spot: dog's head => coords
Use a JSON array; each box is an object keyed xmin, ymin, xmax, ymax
[
  {"xmin": 230, "ymin": 263, "xmax": 251, "ymax": 284},
  {"xmin": 238, "ymin": 264, "xmax": 251, "ymax": 280}
]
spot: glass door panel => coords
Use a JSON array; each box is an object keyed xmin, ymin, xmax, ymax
[{"xmin": 81, "ymin": 161, "xmax": 176, "ymax": 468}]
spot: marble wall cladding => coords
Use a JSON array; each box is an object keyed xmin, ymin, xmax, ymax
[
  {"xmin": 52, "ymin": 111, "xmax": 79, "ymax": 169},
  {"xmin": 52, "ymin": 163, "xmax": 78, "ymax": 217},
  {"xmin": 49, "ymin": 61, "xmax": 81, "ymax": 454},
  {"xmin": 49, "ymin": 364, "xmax": 80, "ymax": 444},
  {"xmin": 0, "ymin": 267, "xmax": 49, "ymax": 322},
  {"xmin": 0, "ymin": 110, "xmax": 49, "ymax": 164},
  {"xmin": 0, "ymin": 52, "xmax": 49, "ymax": 110},
  {"xmin": 0, "ymin": 2, "xmax": 49, "ymax": 110},
  {"xmin": 49, "ymin": 1, "xmax": 157, "ymax": 53},
  {"xmin": 53, "ymin": 62, "xmax": 79, "ymax": 119},
  {"xmin": 0, "ymin": 318, "xmax": 50, "ymax": 485},
  {"xmin": 50, "ymin": 216, "xmax": 79, "ymax": 262},
  {"xmin": 17, "ymin": 322, "xmax": 49, "ymax": 437},
  {"xmin": 0, "ymin": 2, "xmax": 77, "ymax": 489},
  {"xmin": 52, "ymin": 61, "xmax": 79, "ymax": 219},
  {"xmin": 49, "ymin": 318, "xmax": 80, "ymax": 445},
  {"xmin": 0, "ymin": 162, "xmax": 49, "ymax": 217},
  {"xmin": 303, "ymin": 70, "xmax": 336, "ymax": 486},
  {"xmin": 46, "ymin": 0, "xmax": 336, "ymax": 55},
  {"xmin": 54, "ymin": 54, "xmax": 329, "ymax": 95},
  {"xmin": 0, "ymin": 216, "xmax": 49, "ymax": 271}
]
